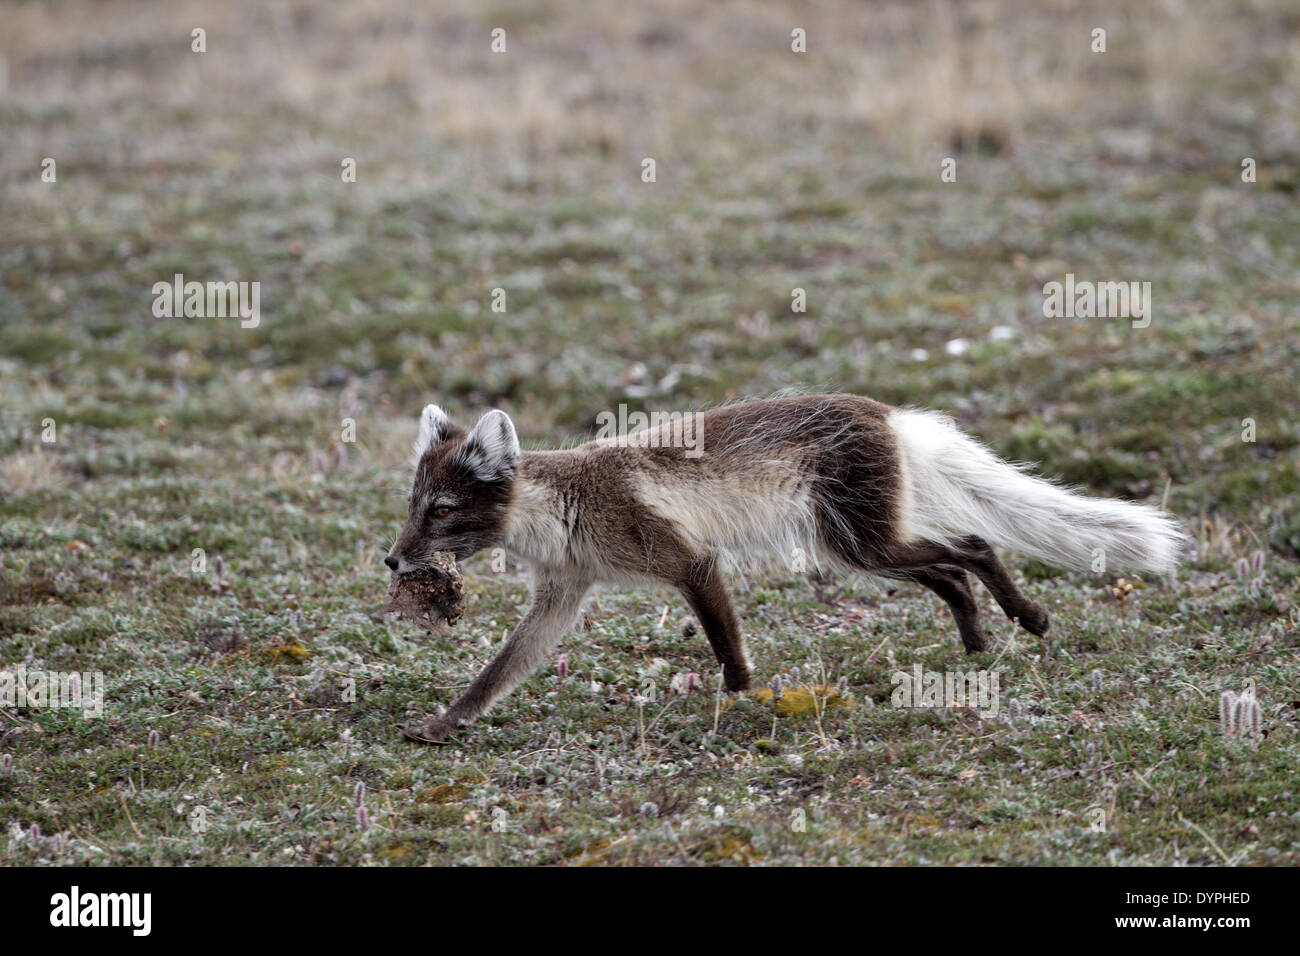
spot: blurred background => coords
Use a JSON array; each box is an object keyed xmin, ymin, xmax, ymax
[{"xmin": 1, "ymin": 0, "xmax": 1299, "ymax": 559}]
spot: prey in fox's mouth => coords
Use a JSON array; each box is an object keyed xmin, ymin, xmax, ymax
[{"xmin": 384, "ymin": 551, "xmax": 466, "ymax": 632}]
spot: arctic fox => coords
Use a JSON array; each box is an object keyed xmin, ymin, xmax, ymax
[{"xmin": 388, "ymin": 394, "xmax": 1184, "ymax": 743}]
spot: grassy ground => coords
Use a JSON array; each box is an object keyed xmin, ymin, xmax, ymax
[{"xmin": 1, "ymin": 0, "xmax": 1298, "ymax": 865}]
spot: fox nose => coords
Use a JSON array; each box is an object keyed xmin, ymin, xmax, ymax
[{"xmin": 384, "ymin": 555, "xmax": 399, "ymax": 571}]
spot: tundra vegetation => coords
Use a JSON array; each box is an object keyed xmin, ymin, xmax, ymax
[{"xmin": 0, "ymin": 0, "xmax": 1297, "ymax": 865}]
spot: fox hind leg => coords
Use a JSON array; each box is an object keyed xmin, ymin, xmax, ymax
[
  {"xmin": 953, "ymin": 537, "xmax": 1050, "ymax": 637},
  {"xmin": 881, "ymin": 538, "xmax": 1050, "ymax": 639},
  {"xmin": 888, "ymin": 565, "xmax": 989, "ymax": 654}
]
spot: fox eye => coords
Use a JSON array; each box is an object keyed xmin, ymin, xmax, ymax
[{"xmin": 433, "ymin": 505, "xmax": 453, "ymax": 518}]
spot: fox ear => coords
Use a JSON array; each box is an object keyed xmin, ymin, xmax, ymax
[
  {"xmin": 413, "ymin": 404, "xmax": 454, "ymax": 460},
  {"xmin": 457, "ymin": 409, "xmax": 520, "ymax": 481}
]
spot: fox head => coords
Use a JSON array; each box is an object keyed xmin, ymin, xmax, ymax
[{"xmin": 386, "ymin": 405, "xmax": 519, "ymax": 572}]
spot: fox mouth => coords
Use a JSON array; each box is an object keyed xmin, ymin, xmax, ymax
[{"xmin": 398, "ymin": 562, "xmax": 457, "ymax": 584}]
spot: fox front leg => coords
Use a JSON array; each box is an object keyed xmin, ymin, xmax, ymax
[
  {"xmin": 677, "ymin": 557, "xmax": 751, "ymax": 692},
  {"xmin": 402, "ymin": 575, "xmax": 592, "ymax": 744}
]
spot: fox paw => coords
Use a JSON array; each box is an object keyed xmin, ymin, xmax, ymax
[
  {"xmin": 1016, "ymin": 603, "xmax": 1050, "ymax": 637},
  {"xmin": 961, "ymin": 626, "xmax": 990, "ymax": 654},
  {"xmin": 401, "ymin": 716, "xmax": 459, "ymax": 744},
  {"xmin": 723, "ymin": 665, "xmax": 752, "ymax": 693}
]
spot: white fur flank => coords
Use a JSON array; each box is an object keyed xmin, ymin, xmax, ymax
[
  {"xmin": 458, "ymin": 410, "xmax": 521, "ymax": 482},
  {"xmin": 630, "ymin": 469, "xmax": 831, "ymax": 576},
  {"xmin": 412, "ymin": 404, "xmax": 451, "ymax": 464},
  {"xmin": 889, "ymin": 408, "xmax": 1185, "ymax": 576}
]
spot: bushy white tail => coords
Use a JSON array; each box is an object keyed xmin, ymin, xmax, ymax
[{"xmin": 889, "ymin": 408, "xmax": 1185, "ymax": 576}]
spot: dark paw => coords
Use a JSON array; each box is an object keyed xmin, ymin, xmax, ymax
[
  {"xmin": 961, "ymin": 627, "xmax": 989, "ymax": 654},
  {"xmin": 1016, "ymin": 603, "xmax": 1050, "ymax": 637},
  {"xmin": 724, "ymin": 665, "xmax": 752, "ymax": 693},
  {"xmin": 401, "ymin": 716, "xmax": 459, "ymax": 744}
]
